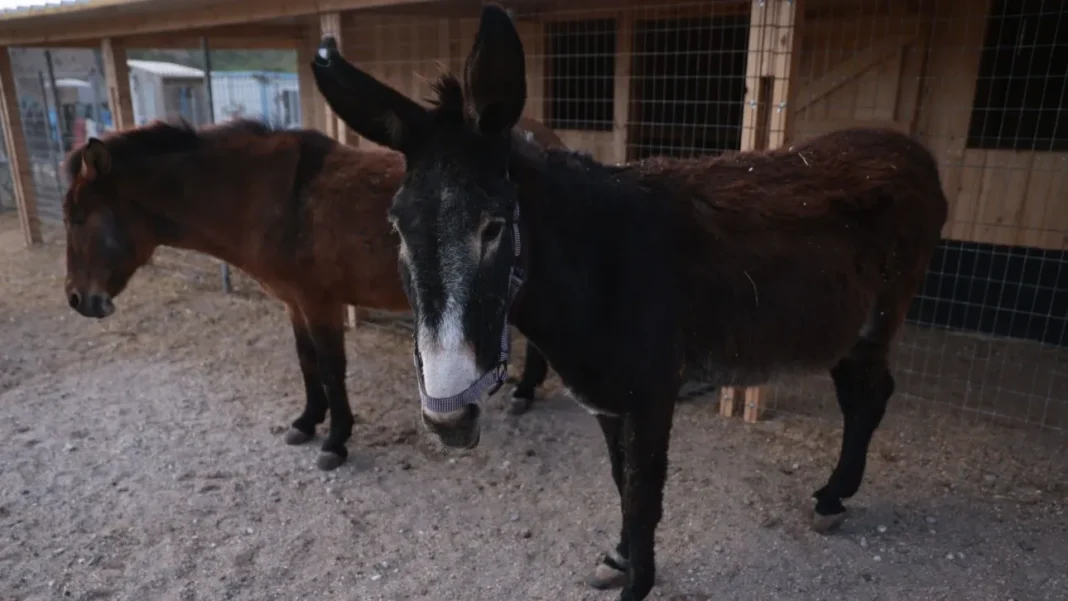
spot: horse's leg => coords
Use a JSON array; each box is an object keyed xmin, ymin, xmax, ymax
[
  {"xmin": 587, "ymin": 414, "xmax": 630, "ymax": 590},
  {"xmin": 306, "ymin": 304, "xmax": 354, "ymax": 471},
  {"xmin": 284, "ymin": 308, "xmax": 329, "ymax": 445},
  {"xmin": 507, "ymin": 340, "xmax": 549, "ymax": 415}
]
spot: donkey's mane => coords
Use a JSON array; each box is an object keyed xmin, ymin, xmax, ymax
[
  {"xmin": 426, "ymin": 74, "xmax": 466, "ymax": 125},
  {"xmin": 63, "ymin": 118, "xmax": 278, "ymax": 182},
  {"xmin": 427, "ymin": 73, "xmax": 627, "ymax": 185}
]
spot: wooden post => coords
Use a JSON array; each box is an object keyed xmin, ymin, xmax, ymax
[
  {"xmin": 0, "ymin": 47, "xmax": 43, "ymax": 246},
  {"xmin": 612, "ymin": 12, "xmax": 633, "ymax": 165},
  {"xmin": 100, "ymin": 38, "xmax": 134, "ymax": 131},
  {"xmin": 316, "ymin": 11, "xmax": 360, "ymax": 330},
  {"xmin": 720, "ymin": 0, "xmax": 803, "ymax": 424},
  {"xmin": 297, "ymin": 24, "xmax": 324, "ymax": 132}
]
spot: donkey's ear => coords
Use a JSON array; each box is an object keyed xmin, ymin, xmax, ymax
[
  {"xmin": 80, "ymin": 138, "xmax": 111, "ymax": 181},
  {"xmin": 311, "ymin": 35, "xmax": 430, "ymax": 154},
  {"xmin": 462, "ymin": 3, "xmax": 527, "ymax": 137}
]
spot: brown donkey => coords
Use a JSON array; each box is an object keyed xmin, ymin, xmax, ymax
[
  {"xmin": 311, "ymin": 5, "xmax": 949, "ymax": 600},
  {"xmin": 61, "ymin": 116, "xmax": 560, "ymax": 471}
]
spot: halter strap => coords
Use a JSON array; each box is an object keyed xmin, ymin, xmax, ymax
[{"xmin": 414, "ymin": 200, "xmax": 525, "ymax": 414}]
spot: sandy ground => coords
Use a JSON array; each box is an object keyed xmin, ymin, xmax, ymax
[{"xmin": 1, "ymin": 214, "xmax": 1066, "ymax": 601}]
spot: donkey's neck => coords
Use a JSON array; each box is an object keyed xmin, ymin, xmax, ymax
[
  {"xmin": 510, "ymin": 148, "xmax": 673, "ymax": 384},
  {"xmin": 124, "ymin": 149, "xmax": 266, "ymax": 267}
]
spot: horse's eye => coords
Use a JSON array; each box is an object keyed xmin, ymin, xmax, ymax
[{"xmin": 481, "ymin": 220, "xmax": 504, "ymax": 246}]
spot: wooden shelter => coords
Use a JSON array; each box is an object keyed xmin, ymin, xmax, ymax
[{"xmin": 2, "ymin": 0, "xmax": 1064, "ymax": 420}]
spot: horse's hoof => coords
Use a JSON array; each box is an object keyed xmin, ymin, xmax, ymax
[
  {"xmin": 811, "ymin": 509, "xmax": 847, "ymax": 534},
  {"xmin": 586, "ymin": 562, "xmax": 627, "ymax": 590},
  {"xmin": 284, "ymin": 427, "xmax": 314, "ymax": 445},
  {"xmin": 506, "ymin": 394, "xmax": 534, "ymax": 415},
  {"xmin": 317, "ymin": 451, "xmax": 346, "ymax": 471}
]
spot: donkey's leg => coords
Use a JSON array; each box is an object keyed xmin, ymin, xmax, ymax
[
  {"xmin": 307, "ymin": 305, "xmax": 354, "ymax": 471},
  {"xmin": 587, "ymin": 414, "xmax": 630, "ymax": 590},
  {"xmin": 812, "ymin": 337, "xmax": 894, "ymax": 533},
  {"xmin": 507, "ymin": 341, "xmax": 549, "ymax": 415},
  {"xmin": 608, "ymin": 404, "xmax": 674, "ymax": 601},
  {"xmin": 284, "ymin": 310, "xmax": 329, "ymax": 445}
]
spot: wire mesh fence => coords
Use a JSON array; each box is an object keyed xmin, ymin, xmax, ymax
[
  {"xmin": 1, "ymin": 0, "xmax": 1064, "ymax": 441},
  {"xmin": 3, "ymin": 46, "xmax": 300, "ymax": 289}
]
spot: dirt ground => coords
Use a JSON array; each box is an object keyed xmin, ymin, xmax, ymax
[{"xmin": 1, "ymin": 214, "xmax": 1066, "ymax": 601}]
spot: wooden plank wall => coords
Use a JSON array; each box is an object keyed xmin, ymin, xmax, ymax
[{"xmin": 792, "ymin": 0, "xmax": 1068, "ymax": 251}]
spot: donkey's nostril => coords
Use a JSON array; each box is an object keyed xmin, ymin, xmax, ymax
[{"xmin": 68, "ymin": 292, "xmax": 81, "ymax": 310}]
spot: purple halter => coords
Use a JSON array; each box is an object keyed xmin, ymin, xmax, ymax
[{"xmin": 413, "ymin": 200, "xmax": 525, "ymax": 414}]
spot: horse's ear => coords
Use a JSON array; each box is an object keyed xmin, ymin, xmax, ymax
[
  {"xmin": 311, "ymin": 35, "xmax": 430, "ymax": 154},
  {"xmin": 462, "ymin": 2, "xmax": 527, "ymax": 137},
  {"xmin": 80, "ymin": 138, "xmax": 111, "ymax": 181}
]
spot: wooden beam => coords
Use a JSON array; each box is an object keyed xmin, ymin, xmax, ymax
[
  {"xmin": 766, "ymin": 0, "xmax": 803, "ymax": 149},
  {"xmin": 314, "ymin": 11, "xmax": 360, "ymax": 330},
  {"xmin": 0, "ymin": 47, "xmax": 43, "ymax": 246},
  {"xmin": 101, "ymin": 38, "xmax": 135, "ymax": 131},
  {"xmin": 0, "ymin": 0, "xmax": 439, "ymax": 47},
  {"xmin": 612, "ymin": 11, "xmax": 633, "ymax": 165},
  {"xmin": 125, "ymin": 24, "xmax": 306, "ymax": 50},
  {"xmin": 296, "ymin": 25, "xmax": 324, "ymax": 133},
  {"xmin": 739, "ymin": 0, "xmax": 771, "ymax": 153},
  {"xmin": 725, "ymin": 0, "xmax": 804, "ymax": 423}
]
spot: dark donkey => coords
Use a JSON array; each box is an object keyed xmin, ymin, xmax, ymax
[
  {"xmin": 311, "ymin": 4, "xmax": 948, "ymax": 599},
  {"xmin": 60, "ymin": 116, "xmax": 561, "ymax": 471}
]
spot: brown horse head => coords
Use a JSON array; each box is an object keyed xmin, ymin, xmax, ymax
[{"xmin": 62, "ymin": 137, "xmax": 157, "ymax": 318}]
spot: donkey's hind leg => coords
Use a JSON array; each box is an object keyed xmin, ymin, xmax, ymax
[
  {"xmin": 812, "ymin": 336, "xmax": 894, "ymax": 533},
  {"xmin": 284, "ymin": 309, "xmax": 329, "ymax": 446},
  {"xmin": 508, "ymin": 340, "xmax": 549, "ymax": 415}
]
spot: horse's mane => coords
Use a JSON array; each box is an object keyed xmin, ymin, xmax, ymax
[{"xmin": 63, "ymin": 118, "xmax": 277, "ymax": 182}]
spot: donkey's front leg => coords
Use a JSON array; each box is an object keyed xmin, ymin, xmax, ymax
[
  {"xmin": 507, "ymin": 340, "xmax": 550, "ymax": 415},
  {"xmin": 618, "ymin": 405, "xmax": 674, "ymax": 601},
  {"xmin": 284, "ymin": 308, "xmax": 328, "ymax": 445},
  {"xmin": 587, "ymin": 415, "xmax": 630, "ymax": 590},
  {"xmin": 306, "ymin": 305, "xmax": 354, "ymax": 471}
]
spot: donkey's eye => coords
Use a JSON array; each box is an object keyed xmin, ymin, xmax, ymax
[{"xmin": 481, "ymin": 220, "xmax": 504, "ymax": 246}]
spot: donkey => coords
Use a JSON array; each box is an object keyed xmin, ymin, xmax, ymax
[
  {"xmin": 60, "ymin": 116, "xmax": 560, "ymax": 471},
  {"xmin": 310, "ymin": 4, "xmax": 948, "ymax": 600}
]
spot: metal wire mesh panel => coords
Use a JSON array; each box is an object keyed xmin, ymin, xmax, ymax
[
  {"xmin": 3, "ymin": 0, "xmax": 1063, "ymax": 440},
  {"xmin": 7, "ymin": 45, "xmax": 299, "ymax": 290},
  {"xmin": 336, "ymin": 0, "xmax": 1065, "ymax": 439}
]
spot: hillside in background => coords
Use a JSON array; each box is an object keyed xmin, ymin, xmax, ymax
[{"xmin": 127, "ymin": 49, "xmax": 297, "ymax": 72}]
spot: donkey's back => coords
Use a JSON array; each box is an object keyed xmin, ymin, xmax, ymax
[{"xmin": 645, "ymin": 128, "xmax": 948, "ymax": 385}]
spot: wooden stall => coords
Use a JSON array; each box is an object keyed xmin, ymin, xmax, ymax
[{"xmin": 1, "ymin": 0, "xmax": 1064, "ymax": 419}]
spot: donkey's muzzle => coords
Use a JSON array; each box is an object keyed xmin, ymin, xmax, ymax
[
  {"xmin": 421, "ymin": 404, "xmax": 482, "ymax": 450},
  {"xmin": 69, "ymin": 291, "xmax": 114, "ymax": 319}
]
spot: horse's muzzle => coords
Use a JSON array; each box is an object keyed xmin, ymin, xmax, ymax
[
  {"xmin": 68, "ymin": 291, "xmax": 115, "ymax": 319},
  {"xmin": 421, "ymin": 404, "xmax": 482, "ymax": 449}
]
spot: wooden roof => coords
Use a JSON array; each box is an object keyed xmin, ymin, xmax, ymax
[{"xmin": 0, "ymin": 0, "xmax": 436, "ymax": 46}]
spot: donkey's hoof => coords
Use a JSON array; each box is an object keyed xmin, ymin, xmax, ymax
[
  {"xmin": 284, "ymin": 427, "xmax": 314, "ymax": 445},
  {"xmin": 587, "ymin": 562, "xmax": 627, "ymax": 590},
  {"xmin": 811, "ymin": 509, "xmax": 847, "ymax": 534},
  {"xmin": 317, "ymin": 451, "xmax": 347, "ymax": 471},
  {"xmin": 506, "ymin": 392, "xmax": 534, "ymax": 415}
]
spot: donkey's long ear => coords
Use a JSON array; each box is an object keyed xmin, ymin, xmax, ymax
[
  {"xmin": 80, "ymin": 138, "xmax": 111, "ymax": 182},
  {"xmin": 462, "ymin": 3, "xmax": 527, "ymax": 137},
  {"xmin": 311, "ymin": 35, "xmax": 430, "ymax": 154}
]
